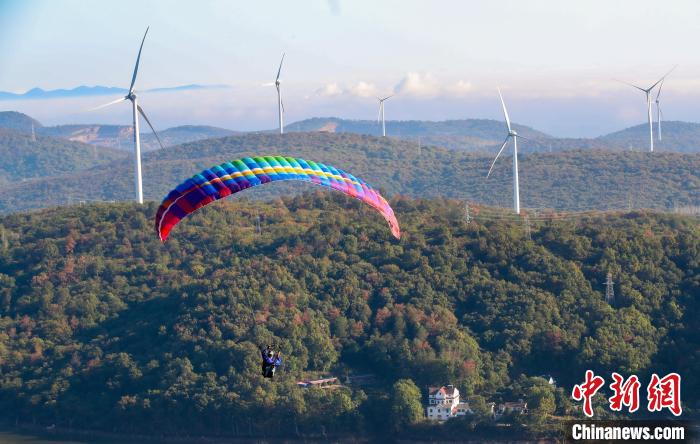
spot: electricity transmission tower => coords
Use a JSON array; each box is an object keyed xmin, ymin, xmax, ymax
[{"xmin": 605, "ymin": 272, "xmax": 615, "ymax": 306}]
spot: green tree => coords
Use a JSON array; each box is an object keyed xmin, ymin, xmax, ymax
[{"xmin": 389, "ymin": 379, "xmax": 423, "ymax": 431}]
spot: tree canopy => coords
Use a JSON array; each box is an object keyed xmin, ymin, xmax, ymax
[{"xmin": 0, "ymin": 195, "xmax": 697, "ymax": 439}]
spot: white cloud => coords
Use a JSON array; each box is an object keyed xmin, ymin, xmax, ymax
[
  {"xmin": 393, "ymin": 72, "xmax": 440, "ymax": 97},
  {"xmin": 314, "ymin": 76, "xmax": 474, "ymax": 101},
  {"xmin": 315, "ymin": 82, "xmax": 343, "ymax": 97},
  {"xmin": 348, "ymin": 81, "xmax": 379, "ymax": 98},
  {"xmin": 392, "ymin": 73, "xmax": 475, "ymax": 98},
  {"xmin": 313, "ymin": 80, "xmax": 379, "ymax": 98}
]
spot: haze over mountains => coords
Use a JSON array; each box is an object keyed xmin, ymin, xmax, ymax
[
  {"xmin": 0, "ymin": 84, "xmax": 229, "ymax": 101},
  {"xmin": 0, "ymin": 111, "xmax": 238, "ymax": 151},
  {"xmin": 3, "ymin": 110, "xmax": 700, "ymax": 154}
]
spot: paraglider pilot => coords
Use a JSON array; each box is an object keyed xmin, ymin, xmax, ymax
[{"xmin": 260, "ymin": 345, "xmax": 282, "ymax": 378}]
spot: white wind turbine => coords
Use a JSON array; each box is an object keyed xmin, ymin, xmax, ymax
[
  {"xmin": 377, "ymin": 95, "xmax": 392, "ymax": 137},
  {"xmin": 263, "ymin": 54, "xmax": 286, "ymax": 134},
  {"xmin": 90, "ymin": 26, "xmax": 164, "ymax": 204},
  {"xmin": 616, "ymin": 66, "xmax": 675, "ymax": 152},
  {"xmin": 487, "ymin": 88, "xmax": 527, "ymax": 215}
]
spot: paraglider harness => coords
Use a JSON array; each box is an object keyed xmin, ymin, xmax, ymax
[{"xmin": 260, "ymin": 345, "xmax": 282, "ymax": 378}]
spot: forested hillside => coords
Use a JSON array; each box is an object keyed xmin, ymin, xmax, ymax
[
  {"xmin": 0, "ymin": 128, "xmax": 126, "ymax": 188},
  {"xmin": 0, "ymin": 112, "xmax": 42, "ymax": 133},
  {"xmin": 599, "ymin": 121, "xmax": 700, "ymax": 153},
  {"xmin": 285, "ymin": 116, "xmax": 549, "ymax": 138},
  {"xmin": 0, "ymin": 112, "xmax": 237, "ymax": 152},
  {"xmin": 285, "ymin": 117, "xmax": 551, "ymax": 152},
  {"xmin": 0, "ymin": 132, "xmax": 698, "ymax": 214},
  {"xmin": 285, "ymin": 117, "xmax": 700, "ymax": 153},
  {"xmin": 40, "ymin": 124, "xmax": 238, "ymax": 152},
  {"xmin": 0, "ymin": 198, "xmax": 697, "ymax": 438}
]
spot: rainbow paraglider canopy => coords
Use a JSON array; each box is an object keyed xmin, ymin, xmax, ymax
[{"xmin": 155, "ymin": 155, "xmax": 401, "ymax": 241}]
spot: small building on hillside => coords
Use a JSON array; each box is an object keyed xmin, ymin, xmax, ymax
[
  {"xmin": 496, "ymin": 399, "xmax": 528, "ymax": 417},
  {"xmin": 427, "ymin": 385, "xmax": 468, "ymax": 421},
  {"xmin": 296, "ymin": 377, "xmax": 339, "ymax": 389},
  {"xmin": 426, "ymin": 385, "xmax": 500, "ymax": 421}
]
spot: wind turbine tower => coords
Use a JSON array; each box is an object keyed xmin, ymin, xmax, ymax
[
  {"xmin": 377, "ymin": 95, "xmax": 392, "ymax": 137},
  {"xmin": 655, "ymin": 78, "xmax": 665, "ymax": 141},
  {"xmin": 90, "ymin": 26, "xmax": 164, "ymax": 204},
  {"xmin": 617, "ymin": 66, "xmax": 675, "ymax": 152},
  {"xmin": 275, "ymin": 54, "xmax": 285, "ymax": 134},
  {"xmin": 487, "ymin": 88, "xmax": 526, "ymax": 214}
]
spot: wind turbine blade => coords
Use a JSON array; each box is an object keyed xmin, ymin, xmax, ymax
[
  {"xmin": 381, "ymin": 95, "xmax": 394, "ymax": 101},
  {"xmin": 275, "ymin": 53, "xmax": 285, "ymax": 81},
  {"xmin": 650, "ymin": 65, "xmax": 677, "ymax": 91},
  {"xmin": 129, "ymin": 26, "xmax": 150, "ymax": 93},
  {"xmin": 377, "ymin": 102, "xmax": 382, "ymax": 122},
  {"xmin": 655, "ymin": 77, "xmax": 665, "ymax": 101},
  {"xmin": 497, "ymin": 88, "xmax": 511, "ymax": 131},
  {"xmin": 487, "ymin": 136, "xmax": 511, "ymax": 178},
  {"xmin": 88, "ymin": 96, "xmax": 127, "ymax": 111},
  {"xmin": 137, "ymin": 105, "xmax": 164, "ymax": 149},
  {"xmin": 613, "ymin": 79, "xmax": 646, "ymax": 92}
]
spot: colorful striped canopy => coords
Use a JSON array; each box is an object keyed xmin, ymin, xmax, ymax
[{"xmin": 155, "ymin": 155, "xmax": 401, "ymax": 241}]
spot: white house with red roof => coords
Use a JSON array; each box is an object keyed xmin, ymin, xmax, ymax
[{"xmin": 426, "ymin": 385, "xmax": 472, "ymax": 421}]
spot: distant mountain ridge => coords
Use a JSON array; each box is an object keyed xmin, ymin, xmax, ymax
[
  {"xmin": 40, "ymin": 123, "xmax": 239, "ymax": 151},
  {"xmin": 0, "ymin": 84, "xmax": 229, "ymax": 100},
  {"xmin": 286, "ymin": 117, "xmax": 700, "ymax": 154},
  {"xmin": 0, "ymin": 112, "xmax": 238, "ymax": 151},
  {"xmin": 285, "ymin": 117, "xmax": 551, "ymax": 152},
  {"xmin": 598, "ymin": 121, "xmax": 700, "ymax": 153},
  {"xmin": 2, "ymin": 111, "xmax": 699, "ymax": 155}
]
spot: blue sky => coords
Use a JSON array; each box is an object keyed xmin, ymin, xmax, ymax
[{"xmin": 1, "ymin": 0, "xmax": 700, "ymax": 136}]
